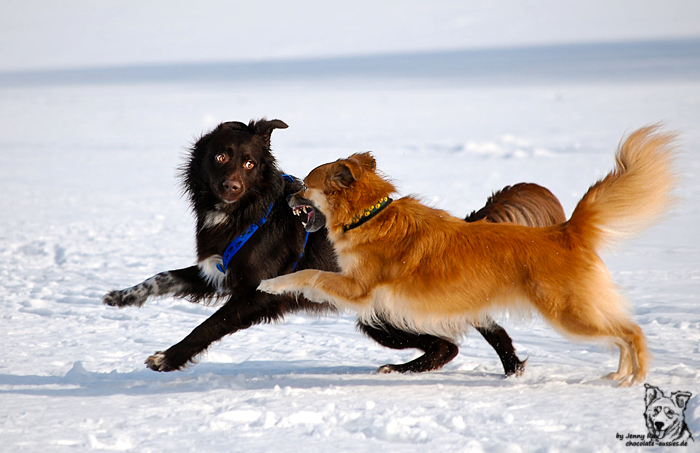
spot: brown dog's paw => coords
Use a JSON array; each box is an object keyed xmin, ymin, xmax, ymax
[{"xmin": 257, "ymin": 277, "xmax": 290, "ymax": 295}]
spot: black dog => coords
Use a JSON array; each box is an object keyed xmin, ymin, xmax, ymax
[{"xmin": 103, "ymin": 119, "xmax": 529, "ymax": 375}]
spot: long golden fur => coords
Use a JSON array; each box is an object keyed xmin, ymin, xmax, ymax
[{"xmin": 259, "ymin": 126, "xmax": 677, "ymax": 386}]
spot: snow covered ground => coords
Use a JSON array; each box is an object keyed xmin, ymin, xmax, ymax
[{"xmin": 1, "ymin": 46, "xmax": 699, "ymax": 451}]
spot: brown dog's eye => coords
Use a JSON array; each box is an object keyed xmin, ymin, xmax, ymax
[
  {"xmin": 243, "ymin": 160, "xmax": 255, "ymax": 170},
  {"xmin": 215, "ymin": 154, "xmax": 228, "ymax": 164}
]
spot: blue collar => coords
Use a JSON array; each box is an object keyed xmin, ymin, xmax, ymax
[
  {"xmin": 216, "ymin": 174, "xmax": 309, "ymax": 274},
  {"xmin": 216, "ymin": 203, "xmax": 273, "ymax": 273}
]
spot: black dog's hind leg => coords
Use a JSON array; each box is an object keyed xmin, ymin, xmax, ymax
[
  {"xmin": 103, "ymin": 266, "xmax": 216, "ymax": 308},
  {"xmin": 357, "ymin": 318, "xmax": 459, "ymax": 374},
  {"xmin": 473, "ymin": 322, "xmax": 526, "ymax": 377},
  {"xmin": 145, "ymin": 291, "xmax": 292, "ymax": 372},
  {"xmin": 358, "ymin": 315, "xmax": 525, "ymax": 377}
]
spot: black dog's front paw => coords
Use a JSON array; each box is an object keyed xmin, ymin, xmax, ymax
[
  {"xmin": 145, "ymin": 352, "xmax": 181, "ymax": 372},
  {"xmin": 103, "ymin": 288, "xmax": 147, "ymax": 308}
]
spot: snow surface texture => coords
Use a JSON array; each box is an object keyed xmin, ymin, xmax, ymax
[{"xmin": 1, "ymin": 48, "xmax": 699, "ymax": 452}]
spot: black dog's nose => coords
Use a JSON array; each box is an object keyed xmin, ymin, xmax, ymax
[{"xmin": 223, "ymin": 180, "xmax": 241, "ymax": 193}]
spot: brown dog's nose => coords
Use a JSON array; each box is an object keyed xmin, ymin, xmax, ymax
[{"xmin": 223, "ymin": 179, "xmax": 242, "ymax": 193}]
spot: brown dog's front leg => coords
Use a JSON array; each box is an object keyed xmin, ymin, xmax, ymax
[
  {"xmin": 259, "ymin": 270, "xmax": 369, "ymax": 309},
  {"xmin": 257, "ymin": 270, "xmax": 319, "ymax": 296}
]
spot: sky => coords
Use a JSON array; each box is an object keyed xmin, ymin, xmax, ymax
[{"xmin": 1, "ymin": 0, "xmax": 699, "ymax": 72}]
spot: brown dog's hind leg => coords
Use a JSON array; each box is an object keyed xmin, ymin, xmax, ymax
[
  {"xmin": 531, "ymin": 285, "xmax": 650, "ymax": 386},
  {"xmin": 357, "ymin": 317, "xmax": 458, "ymax": 373},
  {"xmin": 617, "ymin": 323, "xmax": 649, "ymax": 386},
  {"xmin": 603, "ymin": 341, "xmax": 633, "ymax": 381}
]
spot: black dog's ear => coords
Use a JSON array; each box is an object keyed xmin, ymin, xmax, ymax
[
  {"xmin": 191, "ymin": 129, "xmax": 216, "ymax": 157},
  {"xmin": 250, "ymin": 119, "xmax": 288, "ymax": 148},
  {"xmin": 671, "ymin": 391, "xmax": 692, "ymax": 409},
  {"xmin": 644, "ymin": 384, "xmax": 662, "ymax": 407},
  {"xmin": 218, "ymin": 121, "xmax": 250, "ymax": 132}
]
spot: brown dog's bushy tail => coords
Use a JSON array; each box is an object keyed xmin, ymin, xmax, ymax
[{"xmin": 566, "ymin": 125, "xmax": 677, "ymax": 251}]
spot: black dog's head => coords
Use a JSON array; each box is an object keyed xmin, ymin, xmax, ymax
[{"xmin": 183, "ymin": 119, "xmax": 288, "ymax": 209}]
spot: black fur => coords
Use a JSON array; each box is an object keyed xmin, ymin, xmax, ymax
[{"xmin": 104, "ymin": 118, "xmax": 524, "ymax": 375}]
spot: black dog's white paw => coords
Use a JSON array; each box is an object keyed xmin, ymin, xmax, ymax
[
  {"xmin": 145, "ymin": 351, "xmax": 189, "ymax": 372},
  {"xmin": 103, "ymin": 288, "xmax": 147, "ymax": 308},
  {"xmin": 377, "ymin": 364, "xmax": 398, "ymax": 374},
  {"xmin": 145, "ymin": 352, "xmax": 170, "ymax": 372}
]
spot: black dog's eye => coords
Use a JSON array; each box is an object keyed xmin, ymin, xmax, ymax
[
  {"xmin": 243, "ymin": 160, "xmax": 255, "ymax": 170},
  {"xmin": 215, "ymin": 154, "xmax": 229, "ymax": 164}
]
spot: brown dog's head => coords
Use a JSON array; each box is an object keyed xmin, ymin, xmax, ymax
[
  {"xmin": 288, "ymin": 152, "xmax": 395, "ymax": 234},
  {"xmin": 183, "ymin": 119, "xmax": 288, "ymax": 208}
]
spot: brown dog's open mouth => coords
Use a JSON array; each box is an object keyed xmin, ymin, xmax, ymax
[
  {"xmin": 289, "ymin": 194, "xmax": 326, "ymax": 233},
  {"xmin": 291, "ymin": 204, "xmax": 315, "ymax": 228}
]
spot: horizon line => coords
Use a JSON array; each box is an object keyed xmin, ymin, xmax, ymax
[{"xmin": 1, "ymin": 37, "xmax": 699, "ymax": 87}]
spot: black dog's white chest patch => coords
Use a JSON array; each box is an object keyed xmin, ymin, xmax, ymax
[{"xmin": 201, "ymin": 211, "xmax": 228, "ymax": 230}]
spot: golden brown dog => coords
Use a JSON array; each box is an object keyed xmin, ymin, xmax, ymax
[{"xmin": 259, "ymin": 126, "xmax": 676, "ymax": 386}]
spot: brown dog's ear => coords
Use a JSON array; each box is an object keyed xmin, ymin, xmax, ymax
[
  {"xmin": 250, "ymin": 119, "xmax": 289, "ymax": 148},
  {"xmin": 330, "ymin": 160, "xmax": 364, "ymax": 189},
  {"xmin": 348, "ymin": 152, "xmax": 376, "ymax": 172}
]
